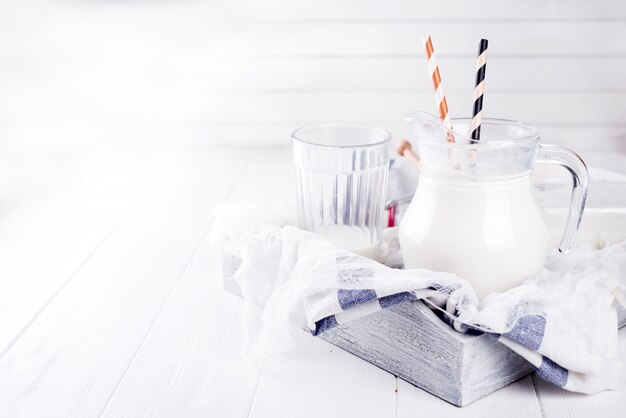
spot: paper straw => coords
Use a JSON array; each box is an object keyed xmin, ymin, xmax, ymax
[
  {"xmin": 470, "ymin": 39, "xmax": 489, "ymax": 140},
  {"xmin": 422, "ymin": 35, "xmax": 454, "ymax": 142}
]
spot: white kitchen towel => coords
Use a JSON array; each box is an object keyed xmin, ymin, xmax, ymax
[{"xmin": 212, "ymin": 204, "xmax": 626, "ymax": 394}]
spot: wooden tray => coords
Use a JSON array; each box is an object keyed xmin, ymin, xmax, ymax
[{"xmin": 221, "ymin": 208, "xmax": 626, "ymax": 407}]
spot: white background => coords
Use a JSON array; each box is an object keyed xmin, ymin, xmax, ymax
[{"xmin": 0, "ymin": 0, "xmax": 624, "ymax": 155}]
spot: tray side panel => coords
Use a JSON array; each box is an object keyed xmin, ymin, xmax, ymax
[
  {"xmin": 459, "ymin": 335, "xmax": 534, "ymax": 406},
  {"xmin": 319, "ymin": 301, "xmax": 466, "ymax": 406}
]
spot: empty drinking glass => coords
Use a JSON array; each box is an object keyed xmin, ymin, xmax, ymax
[{"xmin": 292, "ymin": 124, "xmax": 390, "ymax": 260}]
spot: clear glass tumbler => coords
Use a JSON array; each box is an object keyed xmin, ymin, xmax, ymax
[{"xmin": 292, "ymin": 124, "xmax": 390, "ymax": 260}]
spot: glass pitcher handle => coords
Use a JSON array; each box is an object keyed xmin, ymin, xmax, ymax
[{"xmin": 536, "ymin": 144, "xmax": 589, "ymax": 253}]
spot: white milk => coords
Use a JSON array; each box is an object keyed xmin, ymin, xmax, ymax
[
  {"xmin": 318, "ymin": 225, "xmax": 380, "ymax": 260},
  {"xmin": 399, "ymin": 174, "xmax": 549, "ymax": 298}
]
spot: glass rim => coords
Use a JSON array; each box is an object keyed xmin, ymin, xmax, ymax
[
  {"xmin": 405, "ymin": 111, "xmax": 540, "ymax": 150},
  {"xmin": 291, "ymin": 123, "xmax": 391, "ymax": 149}
]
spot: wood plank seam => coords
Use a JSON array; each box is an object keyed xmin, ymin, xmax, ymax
[
  {"xmin": 226, "ymin": 151, "xmax": 272, "ymax": 418},
  {"xmin": 246, "ymin": 357, "xmax": 268, "ymax": 418},
  {"xmin": 99, "ymin": 150, "xmax": 256, "ymax": 417},
  {"xmin": 531, "ymin": 373, "xmax": 547, "ymax": 418},
  {"xmin": 394, "ymin": 377, "xmax": 399, "ymax": 418},
  {"xmin": 0, "ymin": 188, "xmax": 151, "ymax": 361},
  {"xmin": 250, "ymin": 18, "xmax": 626, "ymax": 24},
  {"xmin": 208, "ymin": 53, "xmax": 626, "ymax": 59},
  {"xmin": 99, "ymin": 218, "xmax": 217, "ymax": 417},
  {"xmin": 186, "ymin": 122, "xmax": 626, "ymax": 127}
]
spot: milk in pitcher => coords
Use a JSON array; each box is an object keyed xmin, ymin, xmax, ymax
[
  {"xmin": 400, "ymin": 173, "xmax": 549, "ymax": 297},
  {"xmin": 399, "ymin": 112, "xmax": 589, "ymax": 299}
]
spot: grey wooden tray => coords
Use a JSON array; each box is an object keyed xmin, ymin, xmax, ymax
[{"xmin": 221, "ymin": 250, "xmax": 626, "ymax": 407}]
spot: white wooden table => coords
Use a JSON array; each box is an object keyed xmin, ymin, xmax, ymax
[{"xmin": 0, "ymin": 143, "xmax": 625, "ymax": 418}]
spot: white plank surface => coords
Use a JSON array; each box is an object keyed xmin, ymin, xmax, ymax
[
  {"xmin": 10, "ymin": 124, "xmax": 620, "ymax": 155},
  {"xmin": 0, "ymin": 147, "xmax": 250, "ymax": 417},
  {"xmin": 0, "ymin": 144, "xmax": 624, "ymax": 417},
  {"xmin": 101, "ymin": 233, "xmax": 265, "ymax": 417},
  {"xmin": 1, "ymin": 0, "xmax": 624, "ymax": 152},
  {"xmin": 102, "ymin": 148, "xmax": 398, "ymax": 418},
  {"xmin": 100, "ymin": 149, "xmax": 293, "ymax": 417},
  {"xmin": 181, "ymin": 57, "xmax": 626, "ymax": 92},
  {"xmin": 165, "ymin": 125, "xmax": 626, "ymax": 154},
  {"xmin": 248, "ymin": 335, "xmax": 396, "ymax": 418},
  {"xmin": 3, "ymin": 89, "xmax": 623, "ymax": 129},
  {"xmin": 397, "ymin": 375, "xmax": 542, "ymax": 418},
  {"xmin": 222, "ymin": 0, "xmax": 626, "ymax": 20},
  {"xmin": 0, "ymin": 145, "xmax": 154, "ymax": 353},
  {"xmin": 170, "ymin": 92, "xmax": 625, "ymax": 125},
  {"xmin": 209, "ymin": 21, "xmax": 626, "ymax": 56}
]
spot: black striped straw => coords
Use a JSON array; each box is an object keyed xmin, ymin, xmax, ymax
[{"xmin": 470, "ymin": 39, "xmax": 488, "ymax": 140}]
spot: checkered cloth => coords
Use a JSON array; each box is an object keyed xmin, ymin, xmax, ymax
[{"xmin": 213, "ymin": 207, "xmax": 626, "ymax": 394}]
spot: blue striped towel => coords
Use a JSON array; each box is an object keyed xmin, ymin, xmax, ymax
[{"xmin": 221, "ymin": 222, "xmax": 626, "ymax": 394}]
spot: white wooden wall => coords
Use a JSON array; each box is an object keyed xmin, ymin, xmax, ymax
[{"xmin": 1, "ymin": 0, "xmax": 625, "ymax": 156}]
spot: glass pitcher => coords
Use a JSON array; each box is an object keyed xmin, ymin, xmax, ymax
[{"xmin": 399, "ymin": 111, "xmax": 589, "ymax": 298}]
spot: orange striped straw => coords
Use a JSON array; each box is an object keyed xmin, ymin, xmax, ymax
[{"xmin": 422, "ymin": 35, "xmax": 454, "ymax": 142}]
